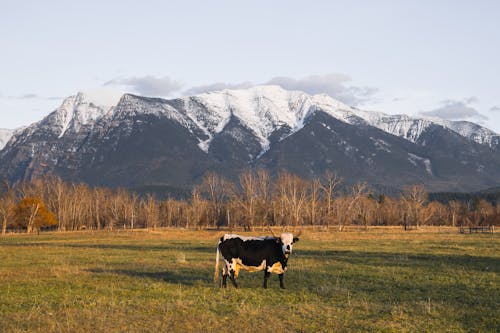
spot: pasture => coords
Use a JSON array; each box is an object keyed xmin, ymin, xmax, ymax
[{"xmin": 0, "ymin": 228, "xmax": 498, "ymax": 332}]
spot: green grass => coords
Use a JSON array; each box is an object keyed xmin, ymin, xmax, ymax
[{"xmin": 0, "ymin": 228, "xmax": 498, "ymax": 332}]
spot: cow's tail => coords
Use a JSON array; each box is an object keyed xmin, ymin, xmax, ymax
[{"xmin": 214, "ymin": 239, "xmax": 221, "ymax": 285}]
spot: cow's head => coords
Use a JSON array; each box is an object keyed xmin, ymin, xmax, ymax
[{"xmin": 278, "ymin": 233, "xmax": 299, "ymax": 256}]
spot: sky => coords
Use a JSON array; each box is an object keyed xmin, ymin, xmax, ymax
[{"xmin": 1, "ymin": 0, "xmax": 499, "ymax": 132}]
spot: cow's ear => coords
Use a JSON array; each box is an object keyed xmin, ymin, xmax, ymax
[{"xmin": 293, "ymin": 237, "xmax": 299, "ymax": 243}]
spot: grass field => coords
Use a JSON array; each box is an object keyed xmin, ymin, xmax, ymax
[{"xmin": 0, "ymin": 228, "xmax": 498, "ymax": 332}]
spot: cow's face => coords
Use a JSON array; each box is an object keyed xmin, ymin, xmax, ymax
[{"xmin": 279, "ymin": 233, "xmax": 299, "ymax": 256}]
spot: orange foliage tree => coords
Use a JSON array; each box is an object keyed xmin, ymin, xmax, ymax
[{"xmin": 10, "ymin": 197, "xmax": 57, "ymax": 233}]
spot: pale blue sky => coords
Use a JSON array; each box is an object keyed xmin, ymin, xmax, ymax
[{"xmin": 1, "ymin": 0, "xmax": 499, "ymax": 131}]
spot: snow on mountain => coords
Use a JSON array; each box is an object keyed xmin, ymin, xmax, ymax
[
  {"xmin": 350, "ymin": 108, "xmax": 499, "ymax": 147},
  {"xmin": 182, "ymin": 86, "xmax": 314, "ymax": 152},
  {"xmin": 6, "ymin": 85, "xmax": 497, "ymax": 155},
  {"xmin": 48, "ymin": 89, "xmax": 122, "ymax": 138},
  {"xmin": 2, "ymin": 85, "xmax": 500, "ymax": 192},
  {"xmin": 353, "ymin": 110, "xmax": 435, "ymax": 143},
  {"xmin": 0, "ymin": 128, "xmax": 14, "ymax": 150},
  {"xmin": 178, "ymin": 85, "xmax": 366, "ymax": 153},
  {"xmin": 113, "ymin": 94, "xmax": 183, "ymax": 120},
  {"xmin": 408, "ymin": 153, "xmax": 433, "ymax": 175},
  {"xmin": 13, "ymin": 85, "xmax": 363, "ymax": 154},
  {"xmin": 426, "ymin": 118, "xmax": 498, "ymax": 146},
  {"xmin": 179, "ymin": 85, "xmax": 497, "ymax": 153},
  {"xmin": 179, "ymin": 85, "xmax": 498, "ymax": 153}
]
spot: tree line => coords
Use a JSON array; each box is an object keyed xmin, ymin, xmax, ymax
[{"xmin": 1, "ymin": 171, "xmax": 500, "ymax": 234}]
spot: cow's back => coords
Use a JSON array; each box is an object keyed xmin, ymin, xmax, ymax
[{"xmin": 219, "ymin": 235, "xmax": 283, "ymax": 267}]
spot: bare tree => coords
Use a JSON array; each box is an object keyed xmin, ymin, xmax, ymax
[
  {"xmin": 0, "ymin": 181, "xmax": 15, "ymax": 235},
  {"xmin": 336, "ymin": 182, "xmax": 370, "ymax": 231},
  {"xmin": 233, "ymin": 170, "xmax": 258, "ymax": 231},
  {"xmin": 256, "ymin": 169, "xmax": 272, "ymax": 228},
  {"xmin": 276, "ymin": 172, "xmax": 307, "ymax": 228},
  {"xmin": 199, "ymin": 172, "xmax": 230, "ymax": 228},
  {"xmin": 190, "ymin": 187, "xmax": 208, "ymax": 229},
  {"xmin": 143, "ymin": 194, "xmax": 159, "ymax": 230},
  {"xmin": 401, "ymin": 184, "xmax": 428, "ymax": 228},
  {"xmin": 308, "ymin": 179, "xmax": 320, "ymax": 226},
  {"xmin": 356, "ymin": 196, "xmax": 376, "ymax": 230},
  {"xmin": 448, "ymin": 201, "xmax": 461, "ymax": 227},
  {"xmin": 320, "ymin": 172, "xmax": 342, "ymax": 228}
]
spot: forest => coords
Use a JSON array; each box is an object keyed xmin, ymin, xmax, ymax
[{"xmin": 1, "ymin": 170, "xmax": 500, "ymax": 234}]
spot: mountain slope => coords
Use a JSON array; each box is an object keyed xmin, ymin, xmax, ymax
[{"xmin": 1, "ymin": 85, "xmax": 499, "ymax": 192}]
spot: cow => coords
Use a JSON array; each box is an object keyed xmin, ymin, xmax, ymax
[{"xmin": 214, "ymin": 232, "xmax": 299, "ymax": 289}]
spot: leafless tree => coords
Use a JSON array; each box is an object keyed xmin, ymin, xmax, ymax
[
  {"xmin": 308, "ymin": 178, "xmax": 320, "ymax": 226},
  {"xmin": 199, "ymin": 172, "xmax": 230, "ymax": 228},
  {"xmin": 401, "ymin": 184, "xmax": 428, "ymax": 228},
  {"xmin": 275, "ymin": 172, "xmax": 307, "ymax": 228},
  {"xmin": 0, "ymin": 181, "xmax": 15, "ymax": 235},
  {"xmin": 256, "ymin": 169, "xmax": 272, "ymax": 228},
  {"xmin": 320, "ymin": 172, "xmax": 342, "ymax": 228},
  {"xmin": 336, "ymin": 182, "xmax": 370, "ymax": 231},
  {"xmin": 233, "ymin": 170, "xmax": 258, "ymax": 231}
]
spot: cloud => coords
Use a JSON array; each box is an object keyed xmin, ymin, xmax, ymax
[
  {"xmin": 420, "ymin": 99, "xmax": 488, "ymax": 121},
  {"xmin": 464, "ymin": 96, "xmax": 479, "ymax": 104},
  {"xmin": 104, "ymin": 75, "xmax": 183, "ymax": 97},
  {"xmin": 2, "ymin": 93, "xmax": 66, "ymax": 101},
  {"xmin": 265, "ymin": 73, "xmax": 378, "ymax": 106},
  {"xmin": 490, "ymin": 106, "xmax": 500, "ymax": 112},
  {"xmin": 181, "ymin": 73, "xmax": 377, "ymax": 106},
  {"xmin": 101, "ymin": 73, "xmax": 377, "ymax": 106},
  {"xmin": 19, "ymin": 93, "xmax": 39, "ymax": 99},
  {"xmin": 3, "ymin": 93, "xmax": 40, "ymax": 100},
  {"xmin": 183, "ymin": 81, "xmax": 254, "ymax": 95}
]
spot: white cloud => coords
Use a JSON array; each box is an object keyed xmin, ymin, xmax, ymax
[
  {"xmin": 17, "ymin": 93, "xmax": 39, "ymax": 99},
  {"xmin": 490, "ymin": 106, "xmax": 500, "ymax": 112},
  {"xmin": 2, "ymin": 93, "xmax": 40, "ymax": 100},
  {"xmin": 464, "ymin": 96, "xmax": 479, "ymax": 104},
  {"xmin": 182, "ymin": 74, "xmax": 378, "ymax": 106},
  {"xmin": 183, "ymin": 81, "xmax": 254, "ymax": 95},
  {"xmin": 265, "ymin": 73, "xmax": 378, "ymax": 106},
  {"xmin": 104, "ymin": 75, "xmax": 183, "ymax": 97},
  {"xmin": 420, "ymin": 99, "xmax": 488, "ymax": 121}
]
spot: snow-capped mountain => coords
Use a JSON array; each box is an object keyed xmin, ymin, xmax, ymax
[
  {"xmin": 431, "ymin": 119, "xmax": 499, "ymax": 147},
  {"xmin": 37, "ymin": 89, "xmax": 122, "ymax": 139},
  {"xmin": 52, "ymin": 93, "xmax": 112, "ymax": 138},
  {"xmin": 176, "ymin": 86, "xmax": 499, "ymax": 153},
  {"xmin": 1, "ymin": 85, "xmax": 499, "ymax": 192},
  {"xmin": 177, "ymin": 86, "xmax": 362, "ymax": 155},
  {"xmin": 344, "ymin": 108, "xmax": 500, "ymax": 148}
]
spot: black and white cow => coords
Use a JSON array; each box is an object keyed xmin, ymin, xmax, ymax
[{"xmin": 214, "ymin": 233, "xmax": 299, "ymax": 289}]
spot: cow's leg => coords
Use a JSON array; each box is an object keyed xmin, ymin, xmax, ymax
[
  {"xmin": 222, "ymin": 264, "xmax": 228, "ymax": 288},
  {"xmin": 263, "ymin": 270, "xmax": 270, "ymax": 289},
  {"xmin": 229, "ymin": 269, "xmax": 238, "ymax": 288},
  {"xmin": 279, "ymin": 273, "xmax": 285, "ymax": 289}
]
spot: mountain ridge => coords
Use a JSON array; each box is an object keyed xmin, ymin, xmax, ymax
[{"xmin": 1, "ymin": 85, "xmax": 499, "ymax": 193}]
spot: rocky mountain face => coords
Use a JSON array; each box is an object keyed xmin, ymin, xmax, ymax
[{"xmin": 1, "ymin": 86, "xmax": 499, "ymax": 193}]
